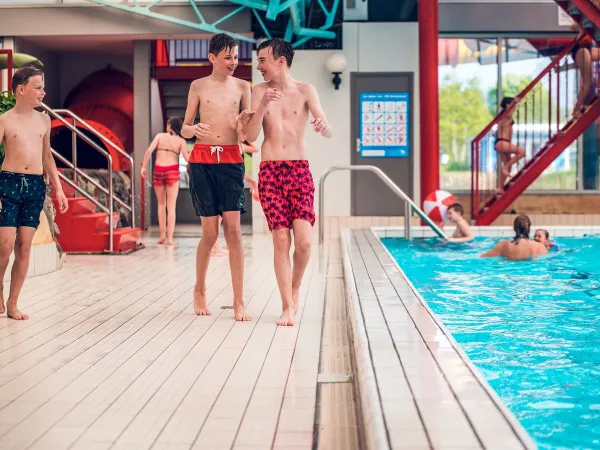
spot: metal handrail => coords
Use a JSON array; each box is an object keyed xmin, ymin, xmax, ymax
[
  {"xmin": 47, "ymin": 106, "xmax": 135, "ymax": 226},
  {"xmin": 318, "ymin": 165, "xmax": 447, "ymax": 243},
  {"xmin": 42, "ymin": 104, "xmax": 114, "ymax": 252},
  {"xmin": 52, "ymin": 149, "xmax": 130, "ymax": 211},
  {"xmin": 57, "ymin": 171, "xmax": 109, "ymax": 215}
]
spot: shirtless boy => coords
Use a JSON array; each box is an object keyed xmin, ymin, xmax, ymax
[
  {"xmin": 242, "ymin": 38, "xmax": 332, "ymax": 326},
  {"xmin": 0, "ymin": 66, "xmax": 68, "ymax": 320},
  {"xmin": 446, "ymin": 203, "xmax": 474, "ymax": 243},
  {"xmin": 181, "ymin": 33, "xmax": 251, "ymax": 321}
]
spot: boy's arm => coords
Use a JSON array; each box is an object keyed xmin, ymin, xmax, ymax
[
  {"xmin": 0, "ymin": 115, "xmax": 5, "ymax": 148},
  {"xmin": 481, "ymin": 242, "xmax": 504, "ymax": 258},
  {"xmin": 240, "ymin": 80, "xmax": 251, "ymax": 112},
  {"xmin": 242, "ymin": 85, "xmax": 266, "ymax": 142},
  {"xmin": 306, "ymin": 84, "xmax": 332, "ymax": 138},
  {"xmin": 181, "ymin": 81, "xmax": 209, "ymax": 139},
  {"xmin": 42, "ymin": 115, "xmax": 68, "ymax": 213},
  {"xmin": 242, "ymin": 84, "xmax": 283, "ymax": 142}
]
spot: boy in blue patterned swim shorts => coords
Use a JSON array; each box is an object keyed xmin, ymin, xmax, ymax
[{"xmin": 0, "ymin": 66, "xmax": 68, "ymax": 320}]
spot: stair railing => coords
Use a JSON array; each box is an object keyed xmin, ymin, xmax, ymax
[
  {"xmin": 42, "ymin": 105, "xmax": 115, "ymax": 252},
  {"xmin": 470, "ymin": 34, "xmax": 592, "ymax": 223}
]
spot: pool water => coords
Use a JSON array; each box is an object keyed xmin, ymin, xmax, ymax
[{"xmin": 381, "ymin": 236, "xmax": 600, "ymax": 450}]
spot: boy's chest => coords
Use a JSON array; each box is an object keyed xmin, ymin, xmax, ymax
[
  {"xmin": 199, "ymin": 87, "xmax": 241, "ymax": 114},
  {"xmin": 5, "ymin": 120, "xmax": 44, "ymax": 145},
  {"xmin": 266, "ymin": 92, "xmax": 308, "ymax": 121}
]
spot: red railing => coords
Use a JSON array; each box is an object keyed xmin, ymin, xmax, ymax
[
  {"xmin": 470, "ymin": 34, "xmax": 597, "ymax": 220},
  {"xmin": 0, "ymin": 49, "xmax": 13, "ymax": 92}
]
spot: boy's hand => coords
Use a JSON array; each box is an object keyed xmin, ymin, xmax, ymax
[
  {"xmin": 237, "ymin": 110, "xmax": 254, "ymax": 125},
  {"xmin": 56, "ymin": 191, "xmax": 69, "ymax": 214},
  {"xmin": 311, "ymin": 118, "xmax": 329, "ymax": 135},
  {"xmin": 141, "ymin": 167, "xmax": 147, "ymax": 179},
  {"xmin": 192, "ymin": 123, "xmax": 211, "ymax": 139},
  {"xmin": 0, "ymin": 199, "xmax": 2, "ymax": 212},
  {"xmin": 261, "ymin": 88, "xmax": 284, "ymax": 105}
]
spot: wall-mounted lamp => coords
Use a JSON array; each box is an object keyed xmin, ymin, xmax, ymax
[{"xmin": 326, "ymin": 53, "xmax": 347, "ymax": 90}]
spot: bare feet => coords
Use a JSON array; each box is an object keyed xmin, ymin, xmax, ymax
[
  {"xmin": 0, "ymin": 290, "xmax": 4, "ymax": 315},
  {"xmin": 193, "ymin": 287, "xmax": 211, "ymax": 316},
  {"xmin": 7, "ymin": 303, "xmax": 28, "ymax": 320},
  {"xmin": 167, "ymin": 239, "xmax": 175, "ymax": 246},
  {"xmin": 277, "ymin": 308, "xmax": 295, "ymax": 327},
  {"xmin": 234, "ymin": 302, "xmax": 252, "ymax": 321},
  {"xmin": 292, "ymin": 288, "xmax": 300, "ymax": 315},
  {"xmin": 157, "ymin": 238, "xmax": 166, "ymax": 244}
]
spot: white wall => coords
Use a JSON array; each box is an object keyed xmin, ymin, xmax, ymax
[
  {"xmin": 150, "ymin": 78, "xmax": 164, "ymax": 138},
  {"xmin": 251, "ymin": 22, "xmax": 420, "ymax": 232}
]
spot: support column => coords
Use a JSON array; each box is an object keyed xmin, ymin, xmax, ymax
[
  {"xmin": 418, "ymin": 0, "xmax": 439, "ymax": 202},
  {"xmin": 133, "ymin": 40, "xmax": 151, "ymax": 229}
]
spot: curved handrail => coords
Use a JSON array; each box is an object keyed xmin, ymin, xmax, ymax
[
  {"xmin": 43, "ymin": 105, "xmax": 114, "ymax": 252},
  {"xmin": 318, "ymin": 165, "xmax": 447, "ymax": 243},
  {"xmin": 47, "ymin": 106, "xmax": 135, "ymax": 227}
]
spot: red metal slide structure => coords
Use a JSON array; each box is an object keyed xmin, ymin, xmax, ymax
[{"xmin": 471, "ymin": 0, "xmax": 600, "ymax": 225}]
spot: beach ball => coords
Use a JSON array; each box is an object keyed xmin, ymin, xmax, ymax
[{"xmin": 423, "ymin": 190, "xmax": 456, "ymax": 223}]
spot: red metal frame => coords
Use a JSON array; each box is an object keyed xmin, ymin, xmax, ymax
[
  {"xmin": 419, "ymin": 0, "xmax": 440, "ymax": 203},
  {"xmin": 470, "ymin": 35, "xmax": 584, "ymax": 224},
  {"xmin": 570, "ymin": 0, "xmax": 600, "ymax": 28},
  {"xmin": 0, "ymin": 49, "xmax": 13, "ymax": 92}
]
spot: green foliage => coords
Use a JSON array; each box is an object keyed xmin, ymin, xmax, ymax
[
  {"xmin": 0, "ymin": 91, "xmax": 15, "ymax": 168},
  {"xmin": 439, "ymin": 74, "xmax": 492, "ymax": 171}
]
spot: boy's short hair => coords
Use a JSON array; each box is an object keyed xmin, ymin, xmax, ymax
[
  {"xmin": 536, "ymin": 229, "xmax": 550, "ymax": 239},
  {"xmin": 209, "ymin": 33, "xmax": 237, "ymax": 56},
  {"xmin": 12, "ymin": 66, "xmax": 44, "ymax": 94},
  {"xmin": 448, "ymin": 203, "xmax": 464, "ymax": 216},
  {"xmin": 257, "ymin": 38, "xmax": 295, "ymax": 68}
]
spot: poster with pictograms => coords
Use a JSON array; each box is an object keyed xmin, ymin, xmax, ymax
[{"xmin": 359, "ymin": 92, "xmax": 410, "ymax": 158}]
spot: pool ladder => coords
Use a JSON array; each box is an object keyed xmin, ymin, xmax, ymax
[{"xmin": 318, "ymin": 165, "xmax": 447, "ymax": 243}]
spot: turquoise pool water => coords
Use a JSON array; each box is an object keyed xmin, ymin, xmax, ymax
[{"xmin": 381, "ymin": 236, "xmax": 600, "ymax": 450}]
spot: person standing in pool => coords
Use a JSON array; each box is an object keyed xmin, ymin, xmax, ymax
[
  {"xmin": 481, "ymin": 215, "xmax": 547, "ymax": 260},
  {"xmin": 445, "ymin": 203, "xmax": 474, "ymax": 243}
]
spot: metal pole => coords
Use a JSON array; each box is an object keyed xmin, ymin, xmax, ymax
[
  {"xmin": 72, "ymin": 117, "xmax": 78, "ymax": 184},
  {"xmin": 404, "ymin": 202, "xmax": 412, "ymax": 240},
  {"xmin": 319, "ymin": 174, "xmax": 326, "ymax": 244},
  {"xmin": 108, "ymin": 165, "xmax": 114, "ymax": 252}
]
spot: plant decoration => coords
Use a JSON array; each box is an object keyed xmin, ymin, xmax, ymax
[{"xmin": 0, "ymin": 91, "xmax": 16, "ymax": 168}]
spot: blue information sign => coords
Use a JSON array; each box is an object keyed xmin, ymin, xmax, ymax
[{"xmin": 359, "ymin": 92, "xmax": 410, "ymax": 158}]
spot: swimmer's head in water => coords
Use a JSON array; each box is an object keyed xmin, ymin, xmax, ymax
[
  {"xmin": 167, "ymin": 117, "xmax": 182, "ymax": 136},
  {"xmin": 501, "ymin": 97, "xmax": 516, "ymax": 111},
  {"xmin": 12, "ymin": 66, "xmax": 45, "ymax": 107},
  {"xmin": 208, "ymin": 33, "xmax": 238, "ymax": 76},
  {"xmin": 447, "ymin": 203, "xmax": 464, "ymax": 223},
  {"xmin": 257, "ymin": 38, "xmax": 294, "ymax": 81},
  {"xmin": 534, "ymin": 229, "xmax": 550, "ymax": 244},
  {"xmin": 513, "ymin": 214, "xmax": 531, "ymax": 241}
]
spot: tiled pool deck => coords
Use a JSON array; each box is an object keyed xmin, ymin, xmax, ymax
[{"xmin": 341, "ymin": 228, "xmax": 537, "ymax": 450}]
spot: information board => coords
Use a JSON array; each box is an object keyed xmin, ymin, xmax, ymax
[{"xmin": 359, "ymin": 92, "xmax": 410, "ymax": 158}]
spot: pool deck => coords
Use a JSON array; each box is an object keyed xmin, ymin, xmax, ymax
[
  {"xmin": 0, "ymin": 220, "xmax": 544, "ymax": 450},
  {"xmin": 0, "ymin": 229, "xmax": 359, "ymax": 450},
  {"xmin": 341, "ymin": 228, "xmax": 536, "ymax": 450}
]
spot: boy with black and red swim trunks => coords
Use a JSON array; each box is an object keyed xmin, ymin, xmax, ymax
[
  {"xmin": 181, "ymin": 33, "xmax": 252, "ymax": 322},
  {"xmin": 0, "ymin": 66, "xmax": 68, "ymax": 320},
  {"xmin": 241, "ymin": 38, "xmax": 332, "ymax": 327}
]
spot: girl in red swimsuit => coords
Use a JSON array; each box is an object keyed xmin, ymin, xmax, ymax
[{"xmin": 141, "ymin": 117, "xmax": 190, "ymax": 245}]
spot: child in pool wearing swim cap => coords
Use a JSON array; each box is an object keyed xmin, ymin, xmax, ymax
[{"xmin": 534, "ymin": 228, "xmax": 558, "ymax": 251}]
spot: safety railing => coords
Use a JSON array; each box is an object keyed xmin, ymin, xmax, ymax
[
  {"xmin": 318, "ymin": 165, "xmax": 447, "ymax": 244},
  {"xmin": 470, "ymin": 34, "xmax": 595, "ymax": 221},
  {"xmin": 52, "ymin": 108, "xmax": 135, "ymax": 226},
  {"xmin": 42, "ymin": 104, "xmax": 117, "ymax": 252}
]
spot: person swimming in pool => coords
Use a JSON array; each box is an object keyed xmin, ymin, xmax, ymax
[
  {"xmin": 445, "ymin": 203, "xmax": 474, "ymax": 243},
  {"xmin": 481, "ymin": 215, "xmax": 548, "ymax": 260},
  {"xmin": 534, "ymin": 228, "xmax": 559, "ymax": 252}
]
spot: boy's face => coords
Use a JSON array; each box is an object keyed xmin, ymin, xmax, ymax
[
  {"xmin": 257, "ymin": 47, "xmax": 284, "ymax": 82},
  {"xmin": 534, "ymin": 230, "xmax": 548, "ymax": 244},
  {"xmin": 209, "ymin": 46, "xmax": 238, "ymax": 76},
  {"xmin": 447, "ymin": 208, "xmax": 461, "ymax": 223},
  {"xmin": 18, "ymin": 75, "xmax": 45, "ymax": 107}
]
